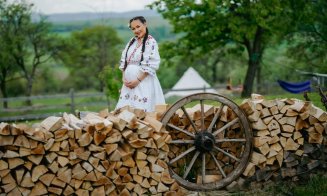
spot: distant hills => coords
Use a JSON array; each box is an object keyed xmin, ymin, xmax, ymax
[{"xmin": 33, "ymin": 9, "xmax": 161, "ymax": 23}]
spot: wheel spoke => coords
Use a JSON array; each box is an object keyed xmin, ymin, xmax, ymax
[
  {"xmin": 215, "ymin": 138, "xmax": 246, "ymax": 143},
  {"xmin": 212, "ymin": 118, "xmax": 239, "ymax": 137},
  {"xmin": 169, "ymin": 146, "xmax": 196, "ymax": 165},
  {"xmin": 214, "ymin": 146, "xmax": 240, "ymax": 162},
  {"xmin": 209, "ymin": 152, "xmax": 226, "ymax": 178},
  {"xmin": 183, "ymin": 151, "xmax": 200, "ymax": 179},
  {"xmin": 208, "ymin": 104, "xmax": 224, "ymax": 133},
  {"xmin": 170, "ymin": 140, "xmax": 194, "ymax": 144},
  {"xmin": 200, "ymin": 100, "xmax": 205, "ymax": 131},
  {"xmin": 181, "ymin": 106, "xmax": 199, "ymax": 132},
  {"xmin": 201, "ymin": 153, "xmax": 206, "ymax": 184},
  {"xmin": 167, "ymin": 123, "xmax": 195, "ymax": 138}
]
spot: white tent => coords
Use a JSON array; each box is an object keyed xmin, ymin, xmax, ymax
[{"xmin": 165, "ymin": 67, "xmax": 217, "ymax": 98}]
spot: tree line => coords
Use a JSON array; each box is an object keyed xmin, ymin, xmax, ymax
[
  {"xmin": 1, "ymin": 0, "xmax": 327, "ymax": 109},
  {"xmin": 150, "ymin": 0, "xmax": 327, "ymax": 97},
  {"xmin": 0, "ymin": 0, "xmax": 123, "ymax": 108}
]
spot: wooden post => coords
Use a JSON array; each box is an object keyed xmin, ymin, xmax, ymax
[{"xmin": 70, "ymin": 88, "xmax": 75, "ymax": 114}]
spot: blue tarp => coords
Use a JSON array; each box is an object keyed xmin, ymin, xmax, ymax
[{"xmin": 277, "ymin": 80, "xmax": 311, "ymax": 94}]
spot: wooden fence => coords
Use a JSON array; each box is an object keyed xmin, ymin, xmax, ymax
[
  {"xmin": 0, "ymin": 89, "xmax": 111, "ymax": 122},
  {"xmin": 0, "ymin": 82, "xmax": 303, "ymax": 122}
]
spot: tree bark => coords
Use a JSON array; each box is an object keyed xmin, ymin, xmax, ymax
[
  {"xmin": 256, "ymin": 65, "xmax": 262, "ymax": 93},
  {"xmin": 25, "ymin": 76, "xmax": 33, "ymax": 106},
  {"xmin": 0, "ymin": 72, "xmax": 8, "ymax": 108},
  {"xmin": 241, "ymin": 26, "xmax": 264, "ymax": 98},
  {"xmin": 211, "ymin": 56, "xmax": 220, "ymax": 83}
]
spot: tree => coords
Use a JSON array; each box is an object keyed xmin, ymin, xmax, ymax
[
  {"xmin": 0, "ymin": 0, "xmax": 15, "ymax": 108},
  {"xmin": 287, "ymin": 0, "xmax": 327, "ymax": 74},
  {"xmin": 150, "ymin": 0, "xmax": 308, "ymax": 97},
  {"xmin": 0, "ymin": 1, "xmax": 57, "ymax": 105},
  {"xmin": 57, "ymin": 25, "xmax": 122, "ymax": 92}
]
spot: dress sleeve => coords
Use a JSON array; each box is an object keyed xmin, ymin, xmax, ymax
[{"xmin": 139, "ymin": 37, "xmax": 160, "ymax": 76}]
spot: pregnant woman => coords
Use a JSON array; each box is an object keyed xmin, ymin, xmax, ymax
[{"xmin": 115, "ymin": 16, "xmax": 165, "ymax": 112}]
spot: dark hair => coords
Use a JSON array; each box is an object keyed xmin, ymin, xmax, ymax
[{"xmin": 123, "ymin": 16, "xmax": 149, "ymax": 71}]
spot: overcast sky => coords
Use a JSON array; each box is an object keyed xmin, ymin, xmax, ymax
[{"xmin": 8, "ymin": 0, "xmax": 156, "ymax": 14}]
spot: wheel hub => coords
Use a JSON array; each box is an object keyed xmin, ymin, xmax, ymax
[{"xmin": 194, "ymin": 132, "xmax": 215, "ymax": 152}]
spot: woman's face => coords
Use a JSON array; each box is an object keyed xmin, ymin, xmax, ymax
[{"xmin": 130, "ymin": 19, "xmax": 146, "ymax": 39}]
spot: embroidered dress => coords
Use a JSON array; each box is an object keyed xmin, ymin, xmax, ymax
[{"xmin": 115, "ymin": 35, "xmax": 165, "ymax": 112}]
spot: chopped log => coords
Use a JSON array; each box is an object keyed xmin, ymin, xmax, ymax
[
  {"xmin": 117, "ymin": 110, "xmax": 137, "ymax": 129},
  {"xmin": 255, "ymin": 130, "xmax": 270, "ymax": 137},
  {"xmin": 263, "ymin": 116, "xmax": 274, "ymax": 125},
  {"xmin": 285, "ymin": 109, "xmax": 298, "ymax": 117},
  {"xmin": 284, "ymin": 138, "xmax": 300, "ymax": 151},
  {"xmin": 270, "ymin": 129, "xmax": 281, "ymax": 137},
  {"xmin": 253, "ymin": 136, "xmax": 271, "ymax": 147},
  {"xmin": 27, "ymin": 155, "xmax": 43, "ymax": 165},
  {"xmin": 0, "ymin": 122, "xmax": 10, "ymax": 135},
  {"xmin": 267, "ymin": 120, "xmax": 280, "ymax": 131},
  {"xmin": 0, "ymin": 160, "xmax": 8, "ymax": 170},
  {"xmin": 276, "ymin": 150, "xmax": 284, "ymax": 167},
  {"xmin": 78, "ymin": 133, "xmax": 93, "ymax": 147},
  {"xmin": 309, "ymin": 105, "xmax": 327, "ymax": 122},
  {"xmin": 157, "ymin": 182, "xmax": 170, "ymax": 193},
  {"xmin": 129, "ymin": 139, "xmax": 147, "ymax": 148},
  {"xmin": 107, "ymin": 113, "xmax": 126, "ymax": 131},
  {"xmin": 240, "ymin": 101, "xmax": 255, "ymax": 115},
  {"xmin": 248, "ymin": 110, "xmax": 261, "ymax": 122},
  {"xmin": 32, "ymin": 165, "xmax": 48, "ymax": 182},
  {"xmin": 258, "ymin": 143, "xmax": 270, "ymax": 155},
  {"xmin": 289, "ymin": 100, "xmax": 306, "ymax": 112},
  {"xmin": 48, "ymin": 187, "xmax": 63, "ymax": 195},
  {"xmin": 314, "ymin": 123, "xmax": 325, "ymax": 134},
  {"xmin": 281, "ymin": 168, "xmax": 296, "ymax": 178},
  {"xmin": 251, "ymin": 152, "xmax": 267, "ymax": 165},
  {"xmin": 144, "ymin": 116, "xmax": 163, "ymax": 132},
  {"xmin": 261, "ymin": 108, "xmax": 271, "ymax": 118},
  {"xmin": 268, "ymin": 135, "xmax": 280, "ymax": 145},
  {"xmin": 94, "ymin": 131, "xmax": 107, "ymax": 145},
  {"xmin": 39, "ymin": 173, "xmax": 55, "ymax": 187},
  {"xmin": 0, "ymin": 135, "xmax": 14, "ymax": 146},
  {"xmin": 30, "ymin": 181, "xmax": 48, "ymax": 195},
  {"xmin": 252, "ymin": 118, "xmax": 268, "ymax": 130},
  {"xmin": 196, "ymin": 174, "xmax": 222, "ymax": 184},
  {"xmin": 40, "ymin": 116, "xmax": 63, "ymax": 132},
  {"xmin": 243, "ymin": 162, "xmax": 255, "ymax": 177},
  {"xmin": 8, "ymin": 158, "xmax": 24, "ymax": 169},
  {"xmin": 2, "ymin": 182, "xmax": 17, "ymax": 193}
]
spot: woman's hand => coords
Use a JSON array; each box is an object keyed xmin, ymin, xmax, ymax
[{"xmin": 124, "ymin": 79, "xmax": 140, "ymax": 89}]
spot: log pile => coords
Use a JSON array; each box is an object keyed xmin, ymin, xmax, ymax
[
  {"xmin": 238, "ymin": 94, "xmax": 327, "ymax": 188},
  {"xmin": 0, "ymin": 106, "xmax": 185, "ymax": 195},
  {"xmin": 1, "ymin": 93, "xmax": 326, "ymax": 194}
]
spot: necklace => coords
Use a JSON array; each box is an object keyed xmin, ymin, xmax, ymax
[{"xmin": 127, "ymin": 41, "xmax": 142, "ymax": 65}]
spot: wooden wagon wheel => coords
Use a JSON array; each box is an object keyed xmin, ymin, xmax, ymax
[{"xmin": 161, "ymin": 93, "xmax": 253, "ymax": 191}]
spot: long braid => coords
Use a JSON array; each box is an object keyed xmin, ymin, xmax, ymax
[
  {"xmin": 140, "ymin": 28, "xmax": 149, "ymax": 65},
  {"xmin": 123, "ymin": 38, "xmax": 136, "ymax": 71}
]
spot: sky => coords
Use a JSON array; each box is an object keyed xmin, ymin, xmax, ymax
[{"xmin": 8, "ymin": 0, "xmax": 156, "ymax": 14}]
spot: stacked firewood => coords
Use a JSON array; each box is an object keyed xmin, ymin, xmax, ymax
[
  {"xmin": 239, "ymin": 94, "xmax": 327, "ymax": 186},
  {"xmin": 0, "ymin": 106, "xmax": 185, "ymax": 195},
  {"xmin": 1, "ymin": 93, "xmax": 326, "ymax": 194}
]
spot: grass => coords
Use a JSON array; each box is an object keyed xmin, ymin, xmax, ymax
[{"xmin": 242, "ymin": 173, "xmax": 327, "ymax": 196}]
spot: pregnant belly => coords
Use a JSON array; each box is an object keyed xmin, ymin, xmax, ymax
[{"xmin": 124, "ymin": 65, "xmax": 140, "ymax": 82}]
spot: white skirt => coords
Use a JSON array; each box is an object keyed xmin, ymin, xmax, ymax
[{"xmin": 115, "ymin": 64, "xmax": 165, "ymax": 112}]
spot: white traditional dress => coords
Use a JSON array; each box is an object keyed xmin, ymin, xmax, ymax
[{"xmin": 115, "ymin": 35, "xmax": 165, "ymax": 112}]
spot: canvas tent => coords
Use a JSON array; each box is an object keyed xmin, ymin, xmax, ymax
[{"xmin": 165, "ymin": 67, "xmax": 217, "ymax": 98}]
